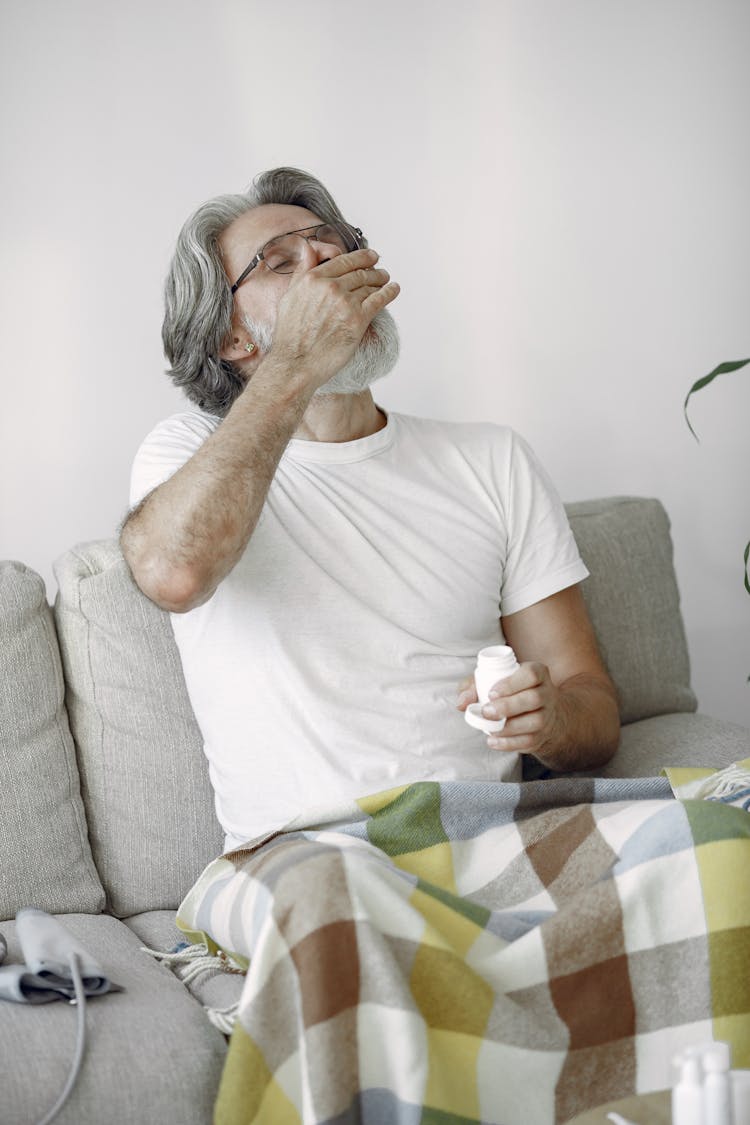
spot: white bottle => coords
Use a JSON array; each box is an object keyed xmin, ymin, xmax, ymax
[
  {"xmin": 464, "ymin": 645, "xmax": 520, "ymax": 735},
  {"xmin": 731, "ymin": 1069, "xmax": 750, "ymax": 1125},
  {"xmin": 703, "ymin": 1043, "xmax": 734, "ymax": 1125},
  {"xmin": 672, "ymin": 1052, "xmax": 705, "ymax": 1125}
]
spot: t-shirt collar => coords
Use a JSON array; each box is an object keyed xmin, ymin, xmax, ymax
[{"xmin": 283, "ymin": 408, "xmax": 395, "ymax": 464}]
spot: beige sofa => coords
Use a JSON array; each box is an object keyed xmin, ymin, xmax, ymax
[{"xmin": 1, "ymin": 496, "xmax": 748, "ymax": 1124}]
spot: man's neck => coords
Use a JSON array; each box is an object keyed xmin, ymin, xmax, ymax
[{"xmin": 293, "ymin": 389, "xmax": 387, "ymax": 443}]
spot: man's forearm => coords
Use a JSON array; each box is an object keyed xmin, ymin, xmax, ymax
[{"xmin": 121, "ymin": 358, "xmax": 315, "ymax": 612}]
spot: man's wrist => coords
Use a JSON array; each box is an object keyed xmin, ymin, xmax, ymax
[
  {"xmin": 532, "ymin": 676, "xmax": 620, "ymax": 772},
  {"xmin": 244, "ymin": 353, "xmax": 319, "ymax": 406}
]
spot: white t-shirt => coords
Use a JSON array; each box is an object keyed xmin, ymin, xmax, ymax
[{"xmin": 130, "ymin": 409, "xmax": 588, "ymax": 849}]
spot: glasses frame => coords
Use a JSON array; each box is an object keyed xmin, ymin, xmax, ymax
[{"xmin": 230, "ymin": 222, "xmax": 365, "ymax": 294}]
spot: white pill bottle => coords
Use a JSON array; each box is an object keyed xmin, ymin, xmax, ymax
[
  {"xmin": 464, "ymin": 645, "xmax": 520, "ymax": 735},
  {"xmin": 704, "ymin": 1042, "xmax": 735, "ymax": 1125}
]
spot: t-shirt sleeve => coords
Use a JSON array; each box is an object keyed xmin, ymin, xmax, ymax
[
  {"xmin": 128, "ymin": 410, "xmax": 221, "ymax": 509},
  {"xmin": 499, "ymin": 430, "xmax": 588, "ymax": 616}
]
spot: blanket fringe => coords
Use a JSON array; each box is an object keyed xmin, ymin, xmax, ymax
[
  {"xmin": 204, "ymin": 1002, "xmax": 241, "ymax": 1035},
  {"xmin": 140, "ymin": 942, "xmax": 244, "ymax": 1033},
  {"xmin": 694, "ymin": 762, "xmax": 750, "ymax": 807}
]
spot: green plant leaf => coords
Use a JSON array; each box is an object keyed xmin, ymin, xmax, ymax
[{"xmin": 684, "ymin": 358, "xmax": 750, "ymax": 441}]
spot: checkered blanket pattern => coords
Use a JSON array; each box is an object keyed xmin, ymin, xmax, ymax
[{"xmin": 176, "ymin": 775, "xmax": 750, "ymax": 1125}]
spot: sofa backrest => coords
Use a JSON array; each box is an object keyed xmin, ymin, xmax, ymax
[
  {"xmin": 53, "ymin": 543, "xmax": 224, "ymax": 918},
  {"xmin": 566, "ymin": 497, "xmax": 696, "ymax": 723},
  {"xmin": 0, "ymin": 561, "xmax": 106, "ymax": 922}
]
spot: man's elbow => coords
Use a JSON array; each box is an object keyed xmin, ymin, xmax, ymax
[
  {"xmin": 563, "ymin": 671, "xmax": 621, "ymax": 770},
  {"xmin": 594, "ymin": 680, "xmax": 622, "ymax": 765},
  {"xmin": 601, "ymin": 717, "xmax": 621, "ymax": 765},
  {"xmin": 119, "ymin": 525, "xmax": 210, "ymax": 614},
  {"xmin": 139, "ymin": 567, "xmax": 210, "ymax": 614}
]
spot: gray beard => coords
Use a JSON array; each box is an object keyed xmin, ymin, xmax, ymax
[{"xmin": 242, "ymin": 309, "xmax": 400, "ymax": 396}]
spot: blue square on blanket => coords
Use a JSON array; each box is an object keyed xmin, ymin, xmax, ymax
[{"xmin": 611, "ymin": 801, "xmax": 695, "ymax": 875}]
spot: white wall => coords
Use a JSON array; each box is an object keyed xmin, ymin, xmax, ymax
[{"xmin": 1, "ymin": 0, "xmax": 748, "ymax": 725}]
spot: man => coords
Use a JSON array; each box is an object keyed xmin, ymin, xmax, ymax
[{"xmin": 121, "ymin": 166, "xmax": 619, "ymax": 853}]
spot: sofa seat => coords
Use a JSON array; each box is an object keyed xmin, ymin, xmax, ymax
[
  {"xmin": 0, "ymin": 913, "xmax": 227, "ymax": 1125},
  {"xmin": 606, "ymin": 711, "xmax": 750, "ymax": 774}
]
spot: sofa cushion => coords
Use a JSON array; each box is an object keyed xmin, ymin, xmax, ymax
[
  {"xmin": 53, "ymin": 542, "xmax": 224, "ymax": 919},
  {"xmin": 528, "ymin": 712, "xmax": 750, "ymax": 781},
  {"xmin": 121, "ymin": 908, "xmax": 186, "ymax": 952},
  {"xmin": 565, "ymin": 497, "xmax": 697, "ymax": 724},
  {"xmin": 0, "ymin": 562, "xmax": 105, "ymax": 921},
  {"xmin": 0, "ymin": 912, "xmax": 226, "ymax": 1124},
  {"xmin": 612, "ymin": 712, "xmax": 750, "ymax": 774}
]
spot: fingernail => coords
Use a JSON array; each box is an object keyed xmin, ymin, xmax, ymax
[
  {"xmin": 482, "ymin": 706, "xmax": 498, "ymax": 720},
  {"xmin": 457, "ymin": 691, "xmax": 472, "ymax": 707}
]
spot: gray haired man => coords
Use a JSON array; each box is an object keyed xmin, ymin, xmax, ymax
[{"xmin": 121, "ymin": 167, "xmax": 619, "ymax": 852}]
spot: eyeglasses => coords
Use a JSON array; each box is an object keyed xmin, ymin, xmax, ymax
[{"xmin": 230, "ymin": 221, "xmax": 365, "ymax": 293}]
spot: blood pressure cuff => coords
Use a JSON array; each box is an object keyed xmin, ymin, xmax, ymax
[{"xmin": 0, "ymin": 908, "xmax": 122, "ymax": 1004}]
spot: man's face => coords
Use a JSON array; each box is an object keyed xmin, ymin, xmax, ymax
[
  {"xmin": 220, "ymin": 203, "xmax": 335, "ymax": 330},
  {"xmin": 220, "ymin": 202, "xmax": 399, "ymax": 396}
]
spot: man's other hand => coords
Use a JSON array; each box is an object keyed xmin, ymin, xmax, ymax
[
  {"xmin": 455, "ymin": 585, "xmax": 620, "ymax": 772},
  {"xmin": 457, "ymin": 662, "xmax": 570, "ymax": 757}
]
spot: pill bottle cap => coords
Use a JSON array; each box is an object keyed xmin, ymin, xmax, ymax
[
  {"xmin": 703, "ymin": 1042, "xmax": 731, "ymax": 1072},
  {"xmin": 476, "ymin": 645, "xmax": 518, "ymax": 674}
]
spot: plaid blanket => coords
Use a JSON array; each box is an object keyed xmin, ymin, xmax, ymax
[{"xmin": 176, "ymin": 773, "xmax": 750, "ymax": 1125}]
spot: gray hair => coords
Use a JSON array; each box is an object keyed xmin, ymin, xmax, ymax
[{"xmin": 162, "ymin": 167, "xmax": 358, "ymax": 416}]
